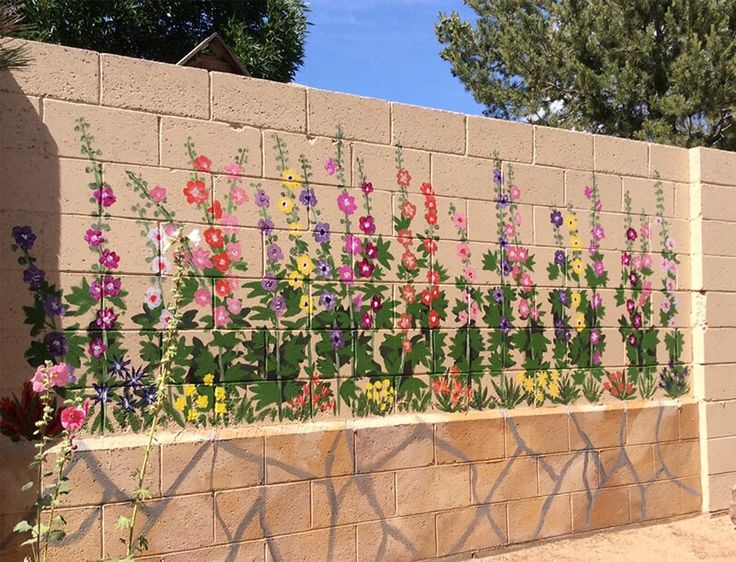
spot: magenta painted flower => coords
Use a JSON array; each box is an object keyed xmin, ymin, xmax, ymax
[
  {"xmin": 96, "ymin": 308, "xmax": 118, "ymax": 330},
  {"xmin": 149, "ymin": 185, "xmax": 167, "ymax": 203},
  {"xmin": 88, "ymin": 338, "xmax": 106, "ymax": 359},
  {"xmin": 584, "ymin": 185, "xmax": 593, "ymax": 199},
  {"xmin": 337, "ymin": 191, "xmax": 357, "ymax": 215},
  {"xmin": 356, "ymin": 258, "xmax": 375, "ymax": 278},
  {"xmin": 338, "ymin": 265, "xmax": 354, "ymax": 284},
  {"xmin": 592, "ymin": 225, "xmax": 605, "ymax": 241},
  {"xmin": 626, "ymin": 227, "xmax": 638, "ymax": 241},
  {"xmin": 145, "ymin": 286, "xmax": 162, "ymax": 309},
  {"xmin": 99, "ymin": 249, "xmax": 120, "ymax": 270},
  {"xmin": 364, "ymin": 242, "xmax": 378, "ymax": 259},
  {"xmin": 324, "ymin": 157, "xmax": 338, "ymax": 176},
  {"xmin": 592, "ymin": 350, "xmax": 602, "ymax": 365},
  {"xmin": 594, "ymin": 200, "xmax": 602, "ymax": 212},
  {"xmin": 344, "ymin": 234, "xmax": 363, "ymax": 255},
  {"xmin": 628, "ymin": 334, "xmax": 637, "ymax": 347},
  {"xmin": 632, "ymin": 314, "xmax": 642, "ymax": 329},
  {"xmin": 360, "ymin": 311, "xmax": 373, "ymax": 329},
  {"xmin": 94, "ymin": 185, "xmax": 116, "ymax": 207},
  {"xmin": 194, "ymin": 287, "xmax": 210, "ymax": 307},
  {"xmin": 621, "ymin": 251, "xmax": 631, "ymax": 266},
  {"xmin": 626, "ymin": 299, "xmax": 635, "ymax": 313},
  {"xmin": 103, "ymin": 275, "xmax": 121, "ymax": 297},
  {"xmin": 593, "ymin": 261, "xmax": 605, "ymax": 276},
  {"xmin": 359, "ymin": 215, "xmax": 376, "ymax": 235},
  {"xmin": 224, "ymin": 161, "xmax": 244, "ymax": 180},
  {"xmin": 89, "ymin": 279, "xmax": 103, "ymax": 301},
  {"xmin": 60, "ymin": 399, "xmax": 90, "ymax": 432},
  {"xmin": 370, "ymin": 295, "xmax": 382, "ymax": 312},
  {"xmin": 590, "ymin": 329, "xmax": 601, "ymax": 345},
  {"xmin": 361, "ymin": 181, "xmax": 373, "ymax": 195},
  {"xmin": 214, "ymin": 305, "xmax": 229, "ymax": 327},
  {"xmin": 591, "ymin": 292, "xmax": 602, "ymax": 309},
  {"xmin": 84, "ymin": 228, "xmax": 105, "ymax": 248}
]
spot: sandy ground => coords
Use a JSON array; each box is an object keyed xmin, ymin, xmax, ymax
[{"xmin": 478, "ymin": 515, "xmax": 736, "ymax": 561}]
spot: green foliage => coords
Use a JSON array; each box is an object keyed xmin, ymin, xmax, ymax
[
  {"xmin": 436, "ymin": 1, "xmax": 736, "ymax": 149},
  {"xmin": 17, "ymin": 0, "xmax": 309, "ymax": 81}
]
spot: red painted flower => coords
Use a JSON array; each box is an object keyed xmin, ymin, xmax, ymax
[
  {"xmin": 425, "ymin": 212, "xmax": 438, "ymax": 226},
  {"xmin": 184, "ymin": 180, "xmax": 208, "ymax": 205},
  {"xmin": 427, "ymin": 269, "xmax": 439, "ymax": 286},
  {"xmin": 424, "ymin": 195, "xmax": 437, "ymax": 213},
  {"xmin": 397, "ymin": 168, "xmax": 412, "ymax": 187},
  {"xmin": 423, "ymin": 238, "xmax": 437, "ymax": 254},
  {"xmin": 398, "ymin": 313, "xmax": 412, "ymax": 330},
  {"xmin": 420, "ymin": 182, "xmax": 433, "ymax": 196},
  {"xmin": 402, "ymin": 251, "xmax": 418, "ymax": 270},
  {"xmin": 400, "ymin": 201, "xmax": 416, "ymax": 220},
  {"xmin": 213, "ymin": 253, "xmax": 230, "ymax": 272},
  {"xmin": 401, "ymin": 284, "xmax": 416, "ymax": 303},
  {"xmin": 215, "ymin": 279, "xmax": 231, "ymax": 297},
  {"xmin": 356, "ymin": 258, "xmax": 375, "ymax": 278},
  {"xmin": 194, "ymin": 155, "xmax": 213, "ymax": 172},
  {"xmin": 204, "ymin": 227, "xmax": 224, "ymax": 249},
  {"xmin": 207, "ymin": 200, "xmax": 223, "ymax": 220},
  {"xmin": 397, "ymin": 229, "xmax": 413, "ymax": 248},
  {"xmin": 428, "ymin": 309, "xmax": 440, "ymax": 329},
  {"xmin": 420, "ymin": 289, "xmax": 433, "ymax": 306}
]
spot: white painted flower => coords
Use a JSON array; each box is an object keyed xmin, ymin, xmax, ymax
[
  {"xmin": 152, "ymin": 256, "xmax": 172, "ymax": 275},
  {"xmin": 188, "ymin": 228, "xmax": 202, "ymax": 245},
  {"xmin": 144, "ymin": 286, "xmax": 162, "ymax": 309}
]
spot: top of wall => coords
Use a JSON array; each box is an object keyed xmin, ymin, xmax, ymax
[{"xmin": 3, "ymin": 38, "xmax": 736, "ymax": 186}]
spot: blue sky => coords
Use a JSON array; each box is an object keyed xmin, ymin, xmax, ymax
[{"xmin": 295, "ymin": 0, "xmax": 485, "ymax": 115}]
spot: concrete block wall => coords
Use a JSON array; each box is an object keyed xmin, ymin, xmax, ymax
[{"xmin": 0, "ymin": 39, "xmax": 733, "ymax": 559}]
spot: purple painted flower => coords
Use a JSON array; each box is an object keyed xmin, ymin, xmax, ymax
[
  {"xmin": 493, "ymin": 168, "xmax": 503, "ymax": 185},
  {"xmin": 492, "ymin": 287, "xmax": 504, "ymax": 303},
  {"xmin": 498, "ymin": 235, "xmax": 508, "ymax": 249},
  {"xmin": 267, "ymin": 243, "xmax": 284, "ymax": 263},
  {"xmin": 313, "ymin": 222, "xmax": 331, "ymax": 244},
  {"xmin": 96, "ymin": 308, "xmax": 118, "ymax": 330},
  {"xmin": 94, "ymin": 185, "xmax": 116, "ymax": 207},
  {"xmin": 316, "ymin": 259, "xmax": 332, "ymax": 279},
  {"xmin": 103, "ymin": 275, "xmax": 121, "ymax": 297},
  {"xmin": 550, "ymin": 210, "xmax": 563, "ymax": 228},
  {"xmin": 319, "ymin": 289, "xmax": 337, "ymax": 310},
  {"xmin": 45, "ymin": 332, "xmax": 68, "ymax": 357},
  {"xmin": 330, "ymin": 329, "xmax": 344, "ymax": 349},
  {"xmin": 88, "ymin": 338, "xmax": 106, "ymax": 359},
  {"xmin": 299, "ymin": 188, "xmax": 317, "ymax": 207},
  {"xmin": 23, "ymin": 264, "xmax": 45, "ymax": 291},
  {"xmin": 270, "ymin": 295, "xmax": 286, "ymax": 316},
  {"xmin": 501, "ymin": 260, "xmax": 512, "ymax": 276},
  {"xmin": 258, "ymin": 218, "xmax": 274, "ymax": 236},
  {"xmin": 261, "ymin": 275, "xmax": 277, "ymax": 292},
  {"xmin": 12, "ymin": 226, "xmax": 36, "ymax": 249},
  {"xmin": 499, "ymin": 316, "xmax": 511, "ymax": 335},
  {"xmin": 558, "ymin": 289, "xmax": 569, "ymax": 307},
  {"xmin": 255, "ymin": 190, "xmax": 270, "ymax": 208},
  {"xmin": 337, "ymin": 191, "xmax": 357, "ymax": 215},
  {"xmin": 43, "ymin": 294, "xmax": 65, "ymax": 317},
  {"xmin": 497, "ymin": 193, "xmax": 509, "ymax": 208},
  {"xmin": 138, "ymin": 385, "xmax": 157, "ymax": 406},
  {"xmin": 93, "ymin": 383, "xmax": 112, "ymax": 404},
  {"xmin": 554, "ymin": 249, "xmax": 566, "ymax": 267},
  {"xmin": 554, "ymin": 316, "xmax": 565, "ymax": 335}
]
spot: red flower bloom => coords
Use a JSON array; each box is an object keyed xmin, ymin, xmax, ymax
[
  {"xmin": 402, "ymin": 251, "xmax": 418, "ymax": 270},
  {"xmin": 400, "ymin": 200, "xmax": 416, "ymax": 220},
  {"xmin": 397, "ymin": 168, "xmax": 412, "ymax": 187},
  {"xmin": 397, "ymin": 229, "xmax": 413, "ymax": 248},
  {"xmin": 213, "ymin": 253, "xmax": 230, "ymax": 272},
  {"xmin": 423, "ymin": 238, "xmax": 437, "ymax": 254},
  {"xmin": 194, "ymin": 155, "xmax": 213, "ymax": 172},
  {"xmin": 420, "ymin": 182, "xmax": 433, "ymax": 196},
  {"xmin": 420, "ymin": 289, "xmax": 433, "ymax": 306},
  {"xmin": 424, "ymin": 195, "xmax": 437, "ymax": 212},
  {"xmin": 184, "ymin": 180, "xmax": 208, "ymax": 205},
  {"xmin": 208, "ymin": 200, "xmax": 223, "ymax": 220},
  {"xmin": 428, "ymin": 309, "xmax": 440, "ymax": 329},
  {"xmin": 425, "ymin": 212, "xmax": 438, "ymax": 225},
  {"xmin": 427, "ymin": 269, "xmax": 439, "ymax": 285},
  {"xmin": 204, "ymin": 227, "xmax": 224, "ymax": 249},
  {"xmin": 401, "ymin": 284, "xmax": 416, "ymax": 303},
  {"xmin": 215, "ymin": 279, "xmax": 231, "ymax": 297}
]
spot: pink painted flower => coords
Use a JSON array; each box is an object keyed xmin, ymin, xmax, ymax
[
  {"xmin": 507, "ymin": 247, "xmax": 519, "ymax": 262},
  {"xmin": 96, "ymin": 308, "xmax": 117, "ymax": 330},
  {"xmin": 30, "ymin": 365, "xmax": 47, "ymax": 393},
  {"xmin": 592, "ymin": 350, "xmax": 602, "ymax": 365},
  {"xmin": 338, "ymin": 265, "xmax": 354, "ymax": 284},
  {"xmin": 214, "ymin": 305, "xmax": 229, "ymax": 327},
  {"xmin": 344, "ymin": 234, "xmax": 363, "ymax": 255},
  {"xmin": 642, "ymin": 254, "xmax": 652, "ymax": 269},
  {"xmin": 514, "ymin": 211, "xmax": 522, "ymax": 226},
  {"xmin": 520, "ymin": 273, "xmax": 533, "ymax": 292},
  {"xmin": 531, "ymin": 307, "xmax": 539, "ymax": 321},
  {"xmin": 660, "ymin": 258, "xmax": 670, "ymax": 271},
  {"xmin": 191, "ymin": 247, "xmax": 213, "ymax": 270},
  {"xmin": 230, "ymin": 185, "xmax": 248, "ymax": 205},
  {"xmin": 159, "ymin": 309, "xmax": 174, "ymax": 328},
  {"xmin": 518, "ymin": 298, "xmax": 530, "ymax": 319},
  {"xmin": 666, "ymin": 278, "xmax": 676, "ymax": 292},
  {"xmin": 194, "ymin": 287, "xmax": 210, "ymax": 307},
  {"xmin": 641, "ymin": 224, "xmax": 651, "ymax": 239},
  {"xmin": 509, "ymin": 185, "xmax": 521, "ymax": 201},
  {"xmin": 661, "ymin": 299, "xmax": 671, "ymax": 313},
  {"xmin": 632, "ymin": 255, "xmax": 642, "ymax": 270},
  {"xmin": 470, "ymin": 301, "xmax": 480, "ymax": 320},
  {"xmin": 147, "ymin": 227, "xmax": 162, "ymax": 246},
  {"xmin": 48, "ymin": 363, "xmax": 72, "ymax": 387},
  {"xmin": 99, "ymin": 249, "xmax": 120, "ymax": 270},
  {"xmin": 456, "ymin": 243, "xmax": 470, "ymax": 260},
  {"xmin": 504, "ymin": 223, "xmax": 516, "ymax": 238},
  {"xmin": 594, "ymin": 260, "xmax": 605, "ymax": 276},
  {"xmin": 149, "ymin": 185, "xmax": 167, "ymax": 203},
  {"xmin": 666, "ymin": 238, "xmax": 676, "ymax": 252},
  {"xmin": 594, "ymin": 200, "xmax": 602, "ymax": 212},
  {"xmin": 590, "ymin": 329, "xmax": 601, "ymax": 345},
  {"xmin": 88, "ymin": 338, "xmax": 106, "ymax": 359},
  {"xmin": 517, "ymin": 247, "xmax": 528, "ymax": 262},
  {"xmin": 458, "ymin": 310, "xmax": 469, "ymax": 325},
  {"xmin": 84, "ymin": 228, "xmax": 105, "ymax": 248},
  {"xmin": 224, "ymin": 161, "xmax": 244, "ymax": 180},
  {"xmin": 60, "ymin": 399, "xmax": 90, "ymax": 432},
  {"xmin": 591, "ymin": 292, "xmax": 602, "ymax": 309},
  {"xmin": 145, "ymin": 286, "xmax": 162, "ymax": 309},
  {"xmin": 584, "ymin": 185, "xmax": 593, "ymax": 199},
  {"xmin": 453, "ymin": 212, "xmax": 467, "ymax": 229},
  {"xmin": 221, "ymin": 213, "xmax": 239, "ymax": 234},
  {"xmin": 226, "ymin": 242, "xmax": 242, "ymax": 261},
  {"xmin": 94, "ymin": 185, "xmax": 116, "ymax": 207},
  {"xmin": 337, "ymin": 191, "xmax": 357, "ymax": 215},
  {"xmin": 588, "ymin": 242, "xmax": 597, "ymax": 256},
  {"xmin": 325, "ymin": 157, "xmax": 338, "ymax": 176},
  {"xmin": 464, "ymin": 266, "xmax": 476, "ymax": 282},
  {"xmin": 359, "ymin": 215, "xmax": 376, "ymax": 235},
  {"xmin": 592, "ymin": 225, "xmax": 605, "ymax": 241},
  {"xmin": 89, "ymin": 279, "xmax": 103, "ymax": 301},
  {"xmin": 227, "ymin": 297, "xmax": 242, "ymax": 315}
]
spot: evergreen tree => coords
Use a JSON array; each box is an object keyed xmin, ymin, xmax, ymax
[
  {"xmin": 436, "ymin": 0, "xmax": 736, "ymax": 149},
  {"xmin": 15, "ymin": 0, "xmax": 309, "ymax": 82}
]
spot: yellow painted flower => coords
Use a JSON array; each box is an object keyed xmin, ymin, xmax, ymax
[
  {"xmin": 382, "ymin": 379, "xmax": 391, "ymax": 388},
  {"xmin": 299, "ymin": 294, "xmax": 314, "ymax": 313},
  {"xmin": 196, "ymin": 395, "xmax": 209, "ymax": 410},
  {"xmin": 571, "ymin": 291, "xmax": 581, "ymax": 310},
  {"xmin": 571, "ymin": 258, "xmax": 584, "ymax": 276},
  {"xmin": 278, "ymin": 196, "xmax": 294, "ymax": 214},
  {"xmin": 374, "ymin": 380, "xmax": 382, "ymax": 390},
  {"xmin": 522, "ymin": 376, "xmax": 535, "ymax": 393},
  {"xmin": 184, "ymin": 384, "xmax": 196, "ymax": 397},
  {"xmin": 379, "ymin": 402, "xmax": 387, "ymax": 412},
  {"xmin": 288, "ymin": 270, "xmax": 304, "ymax": 289},
  {"xmin": 281, "ymin": 168, "xmax": 302, "ymax": 190},
  {"xmin": 214, "ymin": 402, "xmax": 227, "ymax": 415},
  {"xmin": 573, "ymin": 311, "xmax": 586, "ymax": 332},
  {"xmin": 548, "ymin": 382, "xmax": 561, "ymax": 399},
  {"xmin": 550, "ymin": 369, "xmax": 561, "ymax": 383},
  {"xmin": 296, "ymin": 254, "xmax": 314, "ymax": 276},
  {"xmin": 569, "ymin": 236, "xmax": 583, "ymax": 251},
  {"xmin": 537, "ymin": 371, "xmax": 549, "ymax": 388},
  {"xmin": 174, "ymin": 396, "xmax": 187, "ymax": 411},
  {"xmin": 366, "ymin": 382, "xmax": 373, "ymax": 391},
  {"xmin": 535, "ymin": 390, "xmax": 545, "ymax": 403},
  {"xmin": 187, "ymin": 409, "xmax": 199, "ymax": 422},
  {"xmin": 288, "ymin": 222, "xmax": 303, "ymax": 233},
  {"xmin": 564, "ymin": 214, "xmax": 577, "ymax": 232},
  {"xmin": 203, "ymin": 373, "xmax": 214, "ymax": 386},
  {"xmin": 214, "ymin": 387, "xmax": 226, "ymax": 400}
]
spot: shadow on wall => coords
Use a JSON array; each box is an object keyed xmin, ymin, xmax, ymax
[{"xmin": 0, "ymin": 71, "xmax": 63, "ymax": 558}]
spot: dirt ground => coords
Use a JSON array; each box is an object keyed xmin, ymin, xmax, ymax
[{"xmin": 479, "ymin": 515, "xmax": 736, "ymax": 561}]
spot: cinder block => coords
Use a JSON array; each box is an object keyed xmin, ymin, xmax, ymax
[
  {"xmin": 507, "ymin": 494, "xmax": 572, "ymax": 543},
  {"xmin": 506, "ymin": 411, "xmax": 569, "ymax": 454},
  {"xmin": 535, "ymin": 126, "xmax": 593, "ymax": 170},
  {"xmin": 703, "ymin": 329, "xmax": 736, "ymax": 364},
  {"xmin": 397, "ymin": 465, "xmax": 470, "ymax": 514},
  {"xmin": 0, "ymin": 93, "xmax": 47, "ymax": 152},
  {"xmin": 649, "ymin": 143, "xmax": 689, "ymax": 183},
  {"xmin": 625, "ymin": 405, "xmax": 680, "ymax": 445},
  {"xmin": 467, "ymin": 115, "xmax": 533, "ymax": 163},
  {"xmin": 502, "ymin": 162, "xmax": 564, "ymax": 206},
  {"xmin": 695, "ymin": 147, "xmax": 736, "ymax": 186},
  {"xmin": 435, "ymin": 417, "xmax": 505, "ymax": 464},
  {"xmin": 538, "ymin": 452, "xmax": 599, "ymax": 495},
  {"xmin": 431, "ymin": 152, "xmax": 495, "ymax": 199},
  {"xmin": 594, "ymin": 135, "xmax": 649, "ymax": 177},
  {"xmin": 703, "ymin": 365, "xmax": 736, "ymax": 401},
  {"xmin": 392, "ymin": 102, "xmax": 465, "ymax": 154},
  {"xmin": 352, "ymin": 141, "xmax": 429, "ymax": 191},
  {"xmin": 265, "ymin": 527, "xmax": 356, "ymax": 562},
  {"xmin": 702, "ymin": 220, "xmax": 736, "ymax": 257},
  {"xmin": 312, "ymin": 472, "xmax": 395, "ymax": 526},
  {"xmin": 702, "ymin": 256, "xmax": 736, "ymax": 291},
  {"xmin": 571, "ymin": 486, "xmax": 630, "ymax": 531},
  {"xmin": 655, "ymin": 440, "xmax": 700, "ymax": 478},
  {"xmin": 211, "ymin": 72, "xmax": 306, "ymax": 132},
  {"xmin": 266, "ymin": 429, "xmax": 354, "ymax": 483},
  {"xmin": 357, "ymin": 514, "xmax": 436, "ymax": 562},
  {"xmin": 471, "ymin": 457, "xmax": 538, "ymax": 503},
  {"xmin": 707, "ymin": 436, "xmax": 736, "ymax": 474},
  {"xmin": 565, "ymin": 170, "xmax": 622, "ymax": 213},
  {"xmin": 0, "ymin": 39, "xmax": 99, "ymax": 103},
  {"xmin": 598, "ymin": 445, "xmax": 654, "ymax": 487},
  {"xmin": 629, "ymin": 479, "xmax": 681, "ymax": 521},
  {"xmin": 705, "ymin": 400, "xmax": 736, "ymax": 439},
  {"xmin": 101, "ymin": 54, "xmax": 208, "ymax": 118},
  {"xmin": 435, "ymin": 502, "xmax": 508, "ymax": 555},
  {"xmin": 355, "ymin": 424, "xmax": 433, "ymax": 472},
  {"xmin": 701, "ymin": 184, "xmax": 736, "ymax": 221},
  {"xmin": 308, "ymin": 89, "xmax": 390, "ymax": 143}
]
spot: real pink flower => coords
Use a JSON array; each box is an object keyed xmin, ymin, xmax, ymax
[
  {"xmin": 30, "ymin": 366, "xmax": 47, "ymax": 393},
  {"xmin": 48, "ymin": 363, "xmax": 72, "ymax": 387}
]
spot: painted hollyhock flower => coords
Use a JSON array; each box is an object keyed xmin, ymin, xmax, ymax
[
  {"xmin": 361, "ymin": 181, "xmax": 374, "ymax": 194},
  {"xmin": 226, "ymin": 242, "xmax": 242, "ymax": 261},
  {"xmin": 102, "ymin": 275, "xmax": 121, "ymax": 297},
  {"xmin": 316, "ymin": 259, "xmax": 332, "ymax": 279},
  {"xmin": 270, "ymin": 295, "xmax": 286, "ymax": 316},
  {"xmin": 457, "ymin": 243, "xmax": 470, "ymax": 260},
  {"xmin": 428, "ymin": 309, "xmax": 440, "ymax": 329},
  {"xmin": 464, "ymin": 267, "xmax": 476, "ymax": 282},
  {"xmin": 344, "ymin": 234, "xmax": 363, "ymax": 255},
  {"xmin": 204, "ymin": 227, "xmax": 224, "ymax": 249},
  {"xmin": 184, "ymin": 180, "xmax": 208, "ymax": 205},
  {"xmin": 45, "ymin": 332, "xmax": 68, "ymax": 357},
  {"xmin": 359, "ymin": 215, "xmax": 376, "ymax": 235},
  {"xmin": 212, "ymin": 253, "xmax": 230, "ymax": 272},
  {"xmin": 12, "ymin": 225, "xmax": 36, "ymax": 249},
  {"xmin": 214, "ymin": 306, "xmax": 230, "ymax": 327},
  {"xmin": 550, "ymin": 210, "xmax": 563, "ymax": 227},
  {"xmin": 94, "ymin": 185, "xmax": 116, "ymax": 207},
  {"xmin": 227, "ymin": 297, "xmax": 242, "ymax": 315},
  {"xmin": 88, "ymin": 338, "xmax": 106, "ymax": 359},
  {"xmin": 626, "ymin": 227, "xmax": 638, "ymax": 241},
  {"xmin": 364, "ymin": 242, "xmax": 378, "ymax": 259},
  {"xmin": 60, "ymin": 399, "xmax": 91, "ymax": 432},
  {"xmin": 591, "ymin": 292, "xmax": 602, "ymax": 309},
  {"xmin": 518, "ymin": 298, "xmax": 530, "ymax": 319},
  {"xmin": 96, "ymin": 308, "xmax": 118, "ymax": 330},
  {"xmin": 144, "ymin": 286, "xmax": 162, "ymax": 309},
  {"xmin": 592, "ymin": 225, "xmax": 605, "ymax": 241},
  {"xmin": 397, "ymin": 168, "xmax": 411, "ymax": 187},
  {"xmin": 360, "ymin": 312, "xmax": 373, "ymax": 329},
  {"xmin": 194, "ymin": 155, "xmax": 213, "ymax": 172},
  {"xmin": 152, "ymin": 256, "xmax": 172, "ymax": 275},
  {"xmin": 44, "ymin": 294, "xmax": 65, "ymax": 317},
  {"xmin": 299, "ymin": 188, "xmax": 317, "ymax": 207},
  {"xmin": 191, "ymin": 247, "xmax": 213, "ymax": 270},
  {"xmin": 356, "ymin": 258, "xmax": 374, "ymax": 278},
  {"xmin": 84, "ymin": 228, "xmax": 105, "ymax": 248},
  {"xmin": 325, "ymin": 157, "xmax": 337, "ymax": 176},
  {"xmin": 229, "ymin": 185, "xmax": 248, "ymax": 206},
  {"xmin": 99, "ymin": 249, "xmax": 120, "ymax": 270},
  {"xmin": 584, "ymin": 185, "xmax": 593, "ymax": 199},
  {"xmin": 337, "ymin": 191, "xmax": 357, "ymax": 215},
  {"xmin": 509, "ymin": 185, "xmax": 521, "ymax": 201},
  {"xmin": 319, "ymin": 289, "xmax": 337, "ymax": 310},
  {"xmin": 338, "ymin": 265, "xmax": 354, "ymax": 284},
  {"xmin": 330, "ymin": 329, "xmax": 344, "ymax": 349}
]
